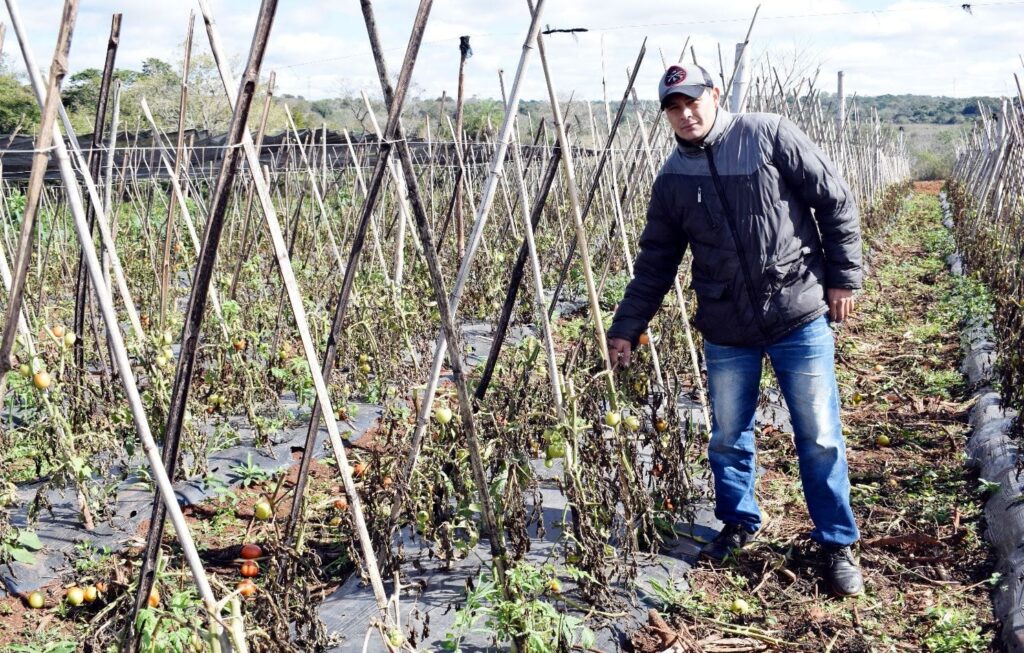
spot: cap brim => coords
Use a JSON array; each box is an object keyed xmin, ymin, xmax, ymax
[{"xmin": 660, "ymin": 86, "xmax": 707, "ymax": 106}]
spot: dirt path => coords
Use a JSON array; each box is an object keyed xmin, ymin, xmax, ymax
[{"xmin": 635, "ymin": 189, "xmax": 999, "ymax": 652}]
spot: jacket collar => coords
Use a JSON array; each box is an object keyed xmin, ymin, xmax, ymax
[{"xmin": 675, "ymin": 107, "xmax": 734, "ymax": 155}]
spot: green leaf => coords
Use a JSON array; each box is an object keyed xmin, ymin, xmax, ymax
[
  {"xmin": 9, "ymin": 547, "xmax": 37, "ymax": 564},
  {"xmin": 17, "ymin": 530, "xmax": 43, "ymax": 550}
]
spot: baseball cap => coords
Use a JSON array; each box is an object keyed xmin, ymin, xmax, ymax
[{"xmin": 658, "ymin": 63, "xmax": 715, "ymax": 107}]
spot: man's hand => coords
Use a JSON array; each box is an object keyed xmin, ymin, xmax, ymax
[
  {"xmin": 827, "ymin": 288, "xmax": 855, "ymax": 323},
  {"xmin": 607, "ymin": 337, "xmax": 633, "ymax": 369}
]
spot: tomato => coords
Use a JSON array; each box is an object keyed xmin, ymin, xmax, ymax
[
  {"xmin": 63, "ymin": 332, "xmax": 76, "ymax": 348},
  {"xmin": 654, "ymin": 419, "xmax": 669, "ymax": 433},
  {"xmin": 623, "ymin": 415, "xmax": 641, "ymax": 431},
  {"xmin": 82, "ymin": 585, "xmax": 98, "ymax": 603},
  {"xmin": 433, "ymin": 406, "xmax": 453, "ymax": 424},
  {"xmin": 388, "ymin": 629, "xmax": 404, "ymax": 647},
  {"xmin": 547, "ymin": 579, "xmax": 561, "ymax": 593},
  {"xmin": 156, "ymin": 355, "xmax": 168, "ymax": 368},
  {"xmin": 638, "ymin": 332, "xmax": 650, "ymax": 346},
  {"xmin": 545, "ymin": 441, "xmax": 566, "ymax": 460},
  {"xmin": 353, "ymin": 462, "xmax": 368, "ymax": 478},
  {"xmin": 237, "ymin": 579, "xmax": 256, "ymax": 597},
  {"xmin": 328, "ymin": 516, "xmax": 342, "ymax": 527},
  {"xmin": 51, "ymin": 325, "xmax": 66, "ymax": 339},
  {"xmin": 253, "ymin": 500, "xmax": 273, "ymax": 521},
  {"xmin": 240, "ymin": 560, "xmax": 259, "ymax": 578},
  {"xmin": 66, "ymin": 586, "xmax": 85, "ymax": 606},
  {"xmin": 729, "ymin": 597, "xmax": 750, "ymax": 614},
  {"xmin": 233, "ymin": 339, "xmax": 246, "ymax": 352},
  {"xmin": 239, "ymin": 544, "xmax": 262, "ymax": 560},
  {"xmin": 148, "ymin": 588, "xmax": 160, "ymax": 608},
  {"xmin": 604, "ymin": 411, "xmax": 621, "ymax": 427},
  {"xmin": 161, "ymin": 330, "xmax": 174, "ymax": 346},
  {"xmin": 875, "ymin": 434, "xmax": 891, "ymax": 447},
  {"xmin": 333, "ymin": 497, "xmax": 348, "ymax": 511},
  {"xmin": 27, "ymin": 591, "xmax": 45, "ymax": 609},
  {"xmin": 18, "ymin": 363, "xmax": 31, "ymax": 378},
  {"xmin": 33, "ymin": 371, "xmax": 51, "ymax": 390},
  {"xmin": 382, "ymin": 476, "xmax": 393, "ymax": 489}
]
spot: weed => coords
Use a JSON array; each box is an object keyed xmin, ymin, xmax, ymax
[{"xmin": 922, "ymin": 606, "xmax": 986, "ymax": 652}]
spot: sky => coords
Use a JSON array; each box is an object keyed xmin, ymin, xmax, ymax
[{"xmin": 3, "ymin": 0, "xmax": 1022, "ymax": 103}]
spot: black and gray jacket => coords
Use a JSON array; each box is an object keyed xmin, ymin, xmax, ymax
[{"xmin": 608, "ymin": 108, "xmax": 862, "ymax": 347}]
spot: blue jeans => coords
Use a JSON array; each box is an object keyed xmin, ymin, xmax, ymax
[{"xmin": 704, "ymin": 315, "xmax": 859, "ymax": 546}]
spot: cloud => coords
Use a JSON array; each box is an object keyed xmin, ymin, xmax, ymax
[{"xmin": 2, "ymin": 0, "xmax": 1020, "ymax": 102}]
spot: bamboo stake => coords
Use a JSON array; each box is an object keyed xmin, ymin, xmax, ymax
[
  {"xmin": 71, "ymin": 12, "xmax": 119, "ymax": 394},
  {"xmin": 158, "ymin": 11, "xmax": 194, "ymax": 332},
  {"xmin": 453, "ymin": 35, "xmax": 470, "ymax": 259},
  {"xmin": 4, "ymin": 1, "xmax": 231, "ymax": 647},
  {"xmin": 196, "ymin": 0, "xmax": 397, "ymax": 626},
  {"xmin": 0, "ymin": 0, "xmax": 75, "ymax": 377},
  {"xmin": 228, "ymin": 71, "xmax": 275, "ymax": 300},
  {"xmin": 278, "ymin": 4, "xmax": 433, "ymax": 556},
  {"xmin": 384, "ymin": 0, "xmax": 548, "ymax": 552},
  {"xmin": 125, "ymin": 3, "xmax": 278, "ymax": 647},
  {"xmin": 358, "ymin": 2, "xmax": 521, "ymax": 631}
]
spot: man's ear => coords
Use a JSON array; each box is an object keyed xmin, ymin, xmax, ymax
[{"xmin": 711, "ymin": 87, "xmax": 722, "ymax": 103}]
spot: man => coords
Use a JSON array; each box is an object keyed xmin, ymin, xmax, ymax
[{"xmin": 606, "ymin": 63, "xmax": 864, "ymax": 596}]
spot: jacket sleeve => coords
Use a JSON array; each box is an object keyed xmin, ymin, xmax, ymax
[
  {"xmin": 608, "ymin": 177, "xmax": 688, "ymax": 346},
  {"xmin": 771, "ymin": 117, "xmax": 863, "ymax": 289}
]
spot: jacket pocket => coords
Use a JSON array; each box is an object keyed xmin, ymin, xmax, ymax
[
  {"xmin": 762, "ymin": 246, "xmax": 811, "ymax": 310},
  {"xmin": 698, "ymin": 185, "xmax": 721, "ymax": 231},
  {"xmin": 691, "ymin": 277, "xmax": 728, "ymax": 299},
  {"xmin": 767, "ymin": 246, "xmax": 811, "ymax": 281}
]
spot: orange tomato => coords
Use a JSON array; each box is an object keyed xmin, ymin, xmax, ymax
[
  {"xmin": 240, "ymin": 560, "xmax": 260, "ymax": 578},
  {"xmin": 237, "ymin": 579, "xmax": 257, "ymax": 597},
  {"xmin": 239, "ymin": 544, "xmax": 262, "ymax": 560}
]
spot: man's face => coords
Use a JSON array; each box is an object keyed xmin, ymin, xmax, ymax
[{"xmin": 663, "ymin": 87, "xmax": 721, "ymax": 143}]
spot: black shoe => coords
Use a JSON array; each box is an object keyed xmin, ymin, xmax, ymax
[
  {"xmin": 701, "ymin": 523, "xmax": 755, "ymax": 562},
  {"xmin": 821, "ymin": 544, "xmax": 864, "ymax": 596}
]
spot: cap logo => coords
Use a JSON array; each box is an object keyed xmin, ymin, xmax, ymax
[{"xmin": 664, "ymin": 65, "xmax": 687, "ymax": 87}]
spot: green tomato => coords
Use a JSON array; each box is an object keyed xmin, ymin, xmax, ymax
[
  {"xmin": 730, "ymin": 597, "xmax": 750, "ymax": 614},
  {"xmin": 253, "ymin": 500, "xmax": 273, "ymax": 521},
  {"xmin": 604, "ymin": 411, "xmax": 622, "ymax": 427},
  {"xmin": 66, "ymin": 587, "xmax": 85, "ymax": 606},
  {"xmin": 433, "ymin": 406, "xmax": 453, "ymax": 424},
  {"xmin": 27, "ymin": 591, "xmax": 45, "ymax": 609},
  {"xmin": 624, "ymin": 415, "xmax": 641, "ymax": 431},
  {"xmin": 545, "ymin": 441, "xmax": 566, "ymax": 460}
]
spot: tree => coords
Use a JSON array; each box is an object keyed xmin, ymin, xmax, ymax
[
  {"xmin": 310, "ymin": 99, "xmax": 332, "ymax": 119},
  {"xmin": 62, "ymin": 68, "xmax": 102, "ymax": 114},
  {"xmin": 0, "ymin": 74, "xmax": 39, "ymax": 133}
]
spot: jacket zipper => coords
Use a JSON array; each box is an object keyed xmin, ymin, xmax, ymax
[{"xmin": 703, "ymin": 146, "xmax": 771, "ymax": 339}]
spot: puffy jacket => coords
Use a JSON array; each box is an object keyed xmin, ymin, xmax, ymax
[{"xmin": 608, "ymin": 108, "xmax": 862, "ymax": 348}]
